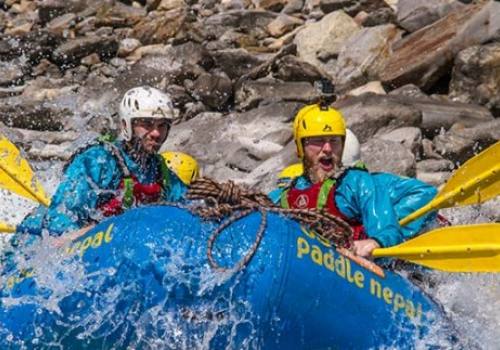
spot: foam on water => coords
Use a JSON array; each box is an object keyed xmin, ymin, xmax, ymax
[{"xmin": 0, "ymin": 160, "xmax": 498, "ymax": 349}]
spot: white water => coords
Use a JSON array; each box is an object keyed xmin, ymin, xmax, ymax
[{"xmin": 0, "ymin": 160, "xmax": 499, "ymax": 349}]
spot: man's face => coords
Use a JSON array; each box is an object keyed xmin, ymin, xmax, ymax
[
  {"xmin": 303, "ymin": 135, "xmax": 344, "ymax": 183},
  {"xmin": 131, "ymin": 118, "xmax": 171, "ymax": 154}
]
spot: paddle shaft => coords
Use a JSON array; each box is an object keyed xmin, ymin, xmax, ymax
[
  {"xmin": 373, "ymin": 243, "xmax": 500, "ymax": 258},
  {"xmin": 399, "ymin": 142, "xmax": 500, "ymax": 226},
  {"xmin": 0, "ymin": 221, "xmax": 15, "ymax": 233}
]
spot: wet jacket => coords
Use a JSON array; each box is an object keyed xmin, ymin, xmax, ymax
[
  {"xmin": 17, "ymin": 141, "xmax": 187, "ymax": 236},
  {"xmin": 269, "ymin": 169, "xmax": 437, "ymax": 248}
]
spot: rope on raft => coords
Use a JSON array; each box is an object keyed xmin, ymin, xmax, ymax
[{"xmin": 186, "ymin": 177, "xmax": 354, "ymax": 273}]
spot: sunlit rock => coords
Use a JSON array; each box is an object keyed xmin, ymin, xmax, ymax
[
  {"xmin": 294, "ymin": 10, "xmax": 360, "ymax": 77},
  {"xmin": 266, "ymin": 13, "xmax": 304, "ymax": 37},
  {"xmin": 334, "ymin": 93, "xmax": 422, "ymax": 143},
  {"xmin": 378, "ymin": 127, "xmax": 422, "ymax": 155},
  {"xmin": 396, "ymin": 0, "xmax": 465, "ymax": 33},
  {"xmin": 380, "ymin": 1, "xmax": 500, "ymax": 90},
  {"xmin": 361, "ymin": 138, "xmax": 416, "ymax": 176},
  {"xmin": 333, "ymin": 23, "xmax": 401, "ymax": 93},
  {"xmin": 320, "ymin": 0, "xmax": 391, "ymax": 16}
]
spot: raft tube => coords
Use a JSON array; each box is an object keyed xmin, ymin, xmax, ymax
[{"xmin": 0, "ymin": 205, "xmax": 456, "ymax": 349}]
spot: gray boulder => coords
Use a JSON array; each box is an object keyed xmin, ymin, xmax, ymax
[{"xmin": 449, "ymin": 43, "xmax": 500, "ymax": 118}]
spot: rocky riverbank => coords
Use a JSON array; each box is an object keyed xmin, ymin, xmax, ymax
[{"xmin": 0, "ymin": 0, "xmax": 499, "ymax": 214}]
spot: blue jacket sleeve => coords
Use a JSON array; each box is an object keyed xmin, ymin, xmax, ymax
[
  {"xmin": 335, "ymin": 169, "xmax": 403, "ymax": 248},
  {"xmin": 19, "ymin": 146, "xmax": 122, "ymax": 236},
  {"xmin": 163, "ymin": 168, "xmax": 188, "ymax": 202},
  {"xmin": 268, "ymin": 188, "xmax": 284, "ymax": 205},
  {"xmin": 372, "ymin": 173, "xmax": 437, "ymax": 240}
]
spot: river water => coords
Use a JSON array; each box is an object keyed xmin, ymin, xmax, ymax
[{"xmin": 0, "ymin": 160, "xmax": 498, "ymax": 349}]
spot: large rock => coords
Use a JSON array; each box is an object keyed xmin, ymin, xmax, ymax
[
  {"xmin": 416, "ymin": 159, "xmax": 454, "ymax": 173},
  {"xmin": 380, "ymin": 0, "xmax": 500, "ymax": 90},
  {"xmin": 132, "ymin": 8, "xmax": 187, "ymax": 45},
  {"xmin": 115, "ymin": 43, "xmax": 212, "ymax": 92},
  {"xmin": 266, "ymin": 13, "xmax": 304, "ymax": 37},
  {"xmin": 396, "ymin": 0, "xmax": 465, "ymax": 32},
  {"xmin": 432, "ymin": 119, "xmax": 500, "ymax": 163},
  {"xmin": 242, "ymin": 141, "xmax": 298, "ymax": 192},
  {"xmin": 52, "ymin": 35, "xmax": 118, "ymax": 65},
  {"xmin": 0, "ymin": 59, "xmax": 27, "ymax": 86},
  {"xmin": 333, "ymin": 24, "xmax": 401, "ymax": 93},
  {"xmin": 294, "ymin": 10, "xmax": 361, "ymax": 77},
  {"xmin": 0, "ymin": 96, "xmax": 69, "ymax": 131},
  {"xmin": 37, "ymin": 0, "xmax": 87, "ymax": 25},
  {"xmin": 336, "ymin": 92, "xmax": 494, "ymax": 138},
  {"xmin": 334, "ymin": 94, "xmax": 422, "ymax": 143},
  {"xmin": 272, "ymin": 55, "xmax": 324, "ymax": 83},
  {"xmin": 449, "ymin": 43, "xmax": 500, "ymax": 118},
  {"xmin": 210, "ymin": 49, "xmax": 267, "ymax": 80},
  {"xmin": 234, "ymin": 79, "xmax": 319, "ymax": 110},
  {"xmin": 202, "ymin": 10, "xmax": 277, "ymax": 39},
  {"xmin": 94, "ymin": 2, "xmax": 147, "ymax": 27},
  {"xmin": 190, "ymin": 71, "xmax": 233, "ymax": 110},
  {"xmin": 361, "ymin": 138, "xmax": 416, "ymax": 176},
  {"xmin": 162, "ymin": 102, "xmax": 301, "ymax": 181},
  {"xmin": 320, "ymin": 0, "xmax": 391, "ymax": 16},
  {"xmin": 378, "ymin": 126, "xmax": 422, "ymax": 155},
  {"xmin": 409, "ymin": 97, "xmax": 494, "ymax": 134},
  {"xmin": 0, "ymin": 30, "xmax": 61, "ymax": 63}
]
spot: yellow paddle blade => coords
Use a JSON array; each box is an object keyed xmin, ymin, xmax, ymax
[
  {"xmin": 440, "ymin": 141, "xmax": 500, "ymax": 206},
  {"xmin": 0, "ymin": 221, "xmax": 15, "ymax": 233},
  {"xmin": 0, "ymin": 136, "xmax": 50, "ymax": 206},
  {"xmin": 372, "ymin": 223, "xmax": 500, "ymax": 272},
  {"xmin": 400, "ymin": 141, "xmax": 500, "ymax": 226}
]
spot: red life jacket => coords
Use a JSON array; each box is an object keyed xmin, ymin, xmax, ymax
[
  {"xmin": 99, "ymin": 176, "xmax": 164, "ymax": 217},
  {"xmin": 280, "ymin": 178, "xmax": 367, "ymax": 240},
  {"xmin": 93, "ymin": 142, "xmax": 169, "ymax": 217}
]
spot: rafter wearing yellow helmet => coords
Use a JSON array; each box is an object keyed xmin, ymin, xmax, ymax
[
  {"xmin": 293, "ymin": 104, "xmax": 346, "ymax": 159},
  {"xmin": 269, "ymin": 101, "xmax": 439, "ymax": 258},
  {"xmin": 162, "ymin": 151, "xmax": 200, "ymax": 186}
]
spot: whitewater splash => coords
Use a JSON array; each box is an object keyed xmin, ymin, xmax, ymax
[{"xmin": 0, "ymin": 162, "xmax": 498, "ymax": 349}]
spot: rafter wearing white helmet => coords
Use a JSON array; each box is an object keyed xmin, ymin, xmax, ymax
[{"xmin": 119, "ymin": 86, "xmax": 178, "ymax": 141}]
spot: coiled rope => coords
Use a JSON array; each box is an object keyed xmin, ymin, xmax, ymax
[{"xmin": 186, "ymin": 177, "xmax": 353, "ymax": 272}]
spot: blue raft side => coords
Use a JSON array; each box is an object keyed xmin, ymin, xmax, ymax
[{"xmin": 0, "ymin": 205, "xmax": 456, "ymax": 349}]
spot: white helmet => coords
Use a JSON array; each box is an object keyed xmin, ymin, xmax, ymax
[
  {"xmin": 342, "ymin": 129, "xmax": 361, "ymax": 166},
  {"xmin": 119, "ymin": 86, "xmax": 178, "ymax": 141}
]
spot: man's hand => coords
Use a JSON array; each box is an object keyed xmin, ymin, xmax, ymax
[{"xmin": 353, "ymin": 238, "xmax": 380, "ymax": 257}]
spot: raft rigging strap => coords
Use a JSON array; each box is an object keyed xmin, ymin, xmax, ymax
[{"xmin": 185, "ymin": 177, "xmax": 354, "ymax": 273}]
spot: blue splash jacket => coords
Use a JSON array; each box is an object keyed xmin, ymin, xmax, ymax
[
  {"xmin": 18, "ymin": 141, "xmax": 187, "ymax": 236},
  {"xmin": 269, "ymin": 169, "xmax": 437, "ymax": 248}
]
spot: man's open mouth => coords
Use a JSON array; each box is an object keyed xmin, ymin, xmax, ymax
[{"xmin": 319, "ymin": 157, "xmax": 333, "ymax": 169}]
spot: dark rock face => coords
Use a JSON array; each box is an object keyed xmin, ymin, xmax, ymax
[
  {"xmin": 0, "ymin": 0, "xmax": 498, "ymax": 193},
  {"xmin": 52, "ymin": 36, "xmax": 119, "ymax": 66}
]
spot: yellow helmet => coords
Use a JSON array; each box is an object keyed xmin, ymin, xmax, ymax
[
  {"xmin": 161, "ymin": 151, "xmax": 200, "ymax": 185},
  {"xmin": 293, "ymin": 104, "xmax": 346, "ymax": 159},
  {"xmin": 277, "ymin": 163, "xmax": 304, "ymax": 188}
]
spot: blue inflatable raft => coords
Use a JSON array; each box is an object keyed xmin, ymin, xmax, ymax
[{"xmin": 0, "ymin": 205, "xmax": 456, "ymax": 349}]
